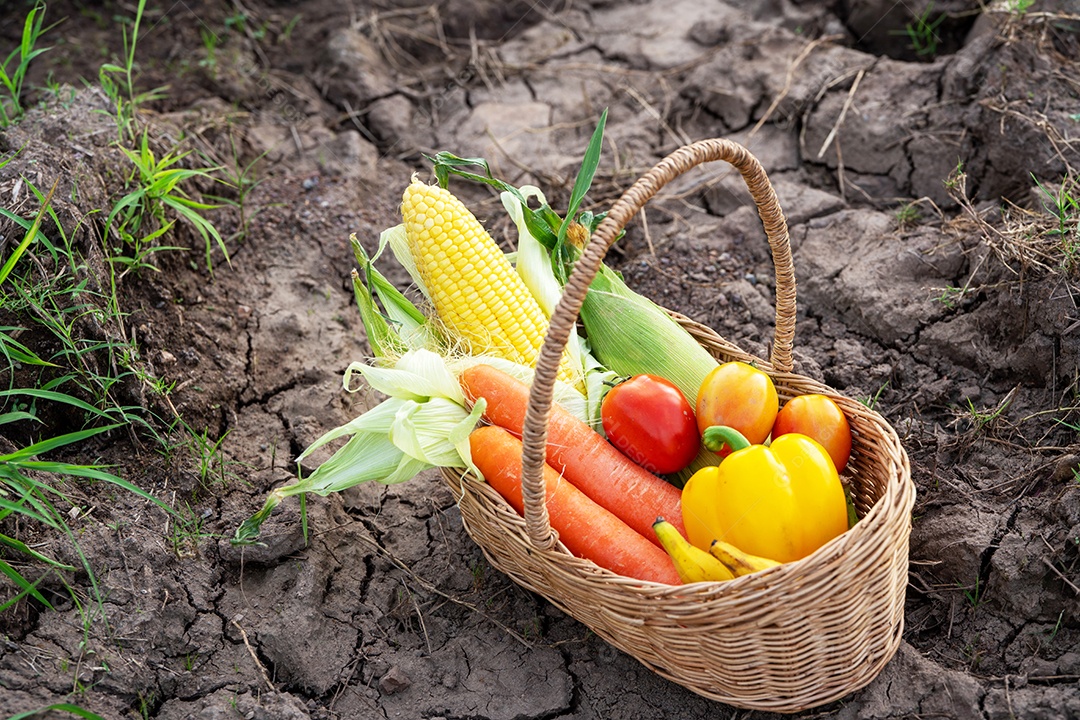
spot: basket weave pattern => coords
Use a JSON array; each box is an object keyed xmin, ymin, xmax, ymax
[{"xmin": 440, "ymin": 139, "xmax": 915, "ymax": 712}]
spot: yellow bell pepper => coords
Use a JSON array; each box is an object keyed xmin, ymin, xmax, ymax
[{"xmin": 681, "ymin": 426, "xmax": 848, "ymax": 564}]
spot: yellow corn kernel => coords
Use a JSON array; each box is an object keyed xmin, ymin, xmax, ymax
[{"xmin": 401, "ymin": 180, "xmax": 578, "ymax": 386}]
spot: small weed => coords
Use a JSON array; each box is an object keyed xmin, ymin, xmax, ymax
[
  {"xmin": 137, "ymin": 691, "xmax": 155, "ymax": 720},
  {"xmin": 1032, "ymin": 173, "xmax": 1079, "ymax": 270},
  {"xmin": 204, "ymin": 136, "xmax": 269, "ymax": 245},
  {"xmin": 962, "ymin": 640, "xmax": 984, "ymax": 670},
  {"xmin": 1047, "ymin": 610, "xmax": 1065, "ymax": 642},
  {"xmin": 859, "ymin": 381, "xmax": 890, "ymax": 411},
  {"xmin": 132, "ymin": 364, "xmax": 177, "ymax": 397},
  {"xmin": 106, "ymin": 130, "xmax": 228, "ymax": 275},
  {"xmin": 943, "ymin": 159, "xmax": 965, "ymax": 191},
  {"xmin": 894, "ymin": 1, "xmax": 947, "ymax": 57},
  {"xmin": 187, "ymin": 426, "xmax": 235, "ymax": 488},
  {"xmin": 1006, "ymin": 0, "xmax": 1035, "ymax": 15},
  {"xmin": 895, "ymin": 201, "xmax": 921, "ymax": 229},
  {"xmin": 199, "ymin": 29, "xmax": 220, "ymax": 77},
  {"xmin": 169, "ymin": 502, "xmax": 214, "ymax": 556},
  {"xmin": 98, "ymin": 0, "xmax": 168, "ymax": 142},
  {"xmin": 470, "ymin": 562, "xmax": 485, "ymax": 590},
  {"xmin": 0, "ymin": 1, "xmax": 54, "ymax": 128},
  {"xmin": 282, "ymin": 15, "xmax": 302, "ymax": 41},
  {"xmin": 225, "ymin": 12, "xmax": 269, "ymax": 41},
  {"xmin": 962, "ymin": 395, "xmax": 1011, "ymax": 433},
  {"xmin": 932, "ymin": 285, "xmax": 968, "ymax": 308},
  {"xmin": 521, "ymin": 615, "xmax": 543, "ymax": 641},
  {"xmin": 960, "ymin": 576, "xmax": 986, "ymax": 609}
]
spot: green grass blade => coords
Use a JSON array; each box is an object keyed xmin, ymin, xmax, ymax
[
  {"xmin": 0, "ymin": 488, "xmax": 60, "ymax": 528},
  {"xmin": 165, "ymin": 196, "xmax": 229, "ymax": 267},
  {"xmin": 0, "ymin": 389, "xmax": 112, "ymax": 421},
  {"xmin": 0, "ymin": 531, "xmax": 72, "ymax": 569},
  {"xmin": 0, "ymin": 332, "xmax": 57, "ymax": 369},
  {"xmin": 0, "ymin": 424, "xmax": 122, "ymax": 460},
  {"xmin": 0, "ymin": 179, "xmax": 58, "ymax": 286},
  {"xmin": 0, "ymin": 411, "xmax": 40, "ymax": 425},
  {"xmin": 6, "ymin": 703, "xmax": 110, "ymax": 720},
  {"xmin": 0, "ymin": 557, "xmax": 53, "ymax": 612},
  {"xmin": 0, "ymin": 145, "xmax": 22, "ymax": 170},
  {"xmin": 20, "ymin": 459, "xmax": 173, "ymax": 509},
  {"xmin": 427, "ymin": 152, "xmax": 561, "ymax": 248},
  {"xmin": 557, "ymin": 107, "xmax": 608, "ymax": 247}
]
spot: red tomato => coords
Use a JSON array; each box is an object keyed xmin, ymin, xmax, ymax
[
  {"xmin": 601, "ymin": 374, "xmax": 700, "ymax": 475},
  {"xmin": 772, "ymin": 394, "xmax": 852, "ymax": 473},
  {"xmin": 695, "ymin": 361, "xmax": 778, "ymax": 454}
]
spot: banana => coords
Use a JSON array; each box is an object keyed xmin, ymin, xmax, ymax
[
  {"xmin": 708, "ymin": 539, "xmax": 782, "ymax": 577},
  {"xmin": 653, "ymin": 517, "xmax": 735, "ymax": 583}
]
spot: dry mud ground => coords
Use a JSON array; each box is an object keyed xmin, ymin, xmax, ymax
[{"xmin": 2, "ymin": 1, "xmax": 1080, "ymax": 718}]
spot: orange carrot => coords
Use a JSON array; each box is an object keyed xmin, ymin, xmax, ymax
[
  {"xmin": 469, "ymin": 425, "xmax": 680, "ymax": 585},
  {"xmin": 460, "ymin": 363, "xmax": 687, "ymax": 545}
]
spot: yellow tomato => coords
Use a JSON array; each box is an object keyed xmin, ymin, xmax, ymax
[{"xmin": 695, "ymin": 362, "xmax": 778, "ymax": 454}]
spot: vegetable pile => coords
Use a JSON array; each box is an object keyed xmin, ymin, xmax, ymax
[{"xmin": 232, "ymin": 114, "xmax": 859, "ymax": 586}]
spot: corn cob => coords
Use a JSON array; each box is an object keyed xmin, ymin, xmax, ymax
[{"xmin": 401, "ymin": 179, "xmax": 579, "ymax": 386}]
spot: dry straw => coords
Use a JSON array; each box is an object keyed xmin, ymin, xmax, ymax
[{"xmin": 441, "ymin": 139, "xmax": 915, "ymax": 712}]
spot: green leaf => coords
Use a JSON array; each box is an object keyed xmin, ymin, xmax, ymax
[
  {"xmin": 0, "ymin": 179, "xmax": 57, "ymax": 286},
  {"xmin": 0, "ymin": 389, "xmax": 111, "ymax": 421},
  {"xmin": 0, "ymin": 557, "xmax": 53, "ymax": 613},
  {"xmin": 0, "ymin": 490, "xmax": 59, "ymax": 528},
  {"xmin": 0, "ymin": 531, "xmax": 72, "ymax": 569},
  {"xmin": 0, "ymin": 329, "xmax": 56, "ymax": 368},
  {"xmin": 6, "ymin": 703, "xmax": 110, "ymax": 720},
  {"xmin": 557, "ymin": 108, "xmax": 608, "ymax": 247},
  {"xmin": 351, "ymin": 261, "xmax": 400, "ymax": 360},
  {"xmin": 352, "ymin": 231, "xmax": 434, "ymax": 357},
  {"xmin": 0, "ymin": 424, "xmax": 122, "ymax": 461},
  {"xmin": 426, "ymin": 151, "xmax": 561, "ymax": 249},
  {"xmin": 0, "ymin": 411, "xmax": 40, "ymax": 426}
]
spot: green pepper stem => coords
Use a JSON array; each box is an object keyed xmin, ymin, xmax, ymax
[{"xmin": 702, "ymin": 425, "xmax": 751, "ymax": 453}]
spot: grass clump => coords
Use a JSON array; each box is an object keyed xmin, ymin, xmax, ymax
[
  {"xmin": 946, "ymin": 164, "xmax": 1080, "ymax": 278},
  {"xmin": 0, "ymin": 1, "xmax": 53, "ymax": 128},
  {"xmin": 0, "ymin": 423, "xmax": 173, "ymax": 616},
  {"xmin": 891, "ymin": 1, "xmax": 947, "ymax": 58},
  {"xmin": 106, "ymin": 130, "xmax": 228, "ymax": 276},
  {"xmin": 0, "ymin": 0, "xmax": 244, "ymax": 628}
]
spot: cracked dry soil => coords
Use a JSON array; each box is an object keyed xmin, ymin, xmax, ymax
[{"xmin": 2, "ymin": 1, "xmax": 1080, "ymax": 718}]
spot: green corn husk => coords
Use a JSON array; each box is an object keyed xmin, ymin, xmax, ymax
[
  {"xmin": 581, "ymin": 266, "xmax": 718, "ymax": 409},
  {"xmin": 578, "ymin": 264, "xmax": 723, "ymax": 481},
  {"xmin": 232, "ymin": 349, "xmax": 487, "ymax": 545},
  {"xmin": 350, "ymin": 234, "xmax": 437, "ymax": 360}
]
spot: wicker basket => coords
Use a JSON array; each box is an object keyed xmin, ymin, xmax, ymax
[{"xmin": 440, "ymin": 139, "xmax": 915, "ymax": 713}]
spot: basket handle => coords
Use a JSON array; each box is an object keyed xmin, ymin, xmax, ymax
[{"xmin": 519, "ymin": 138, "xmax": 795, "ymax": 550}]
